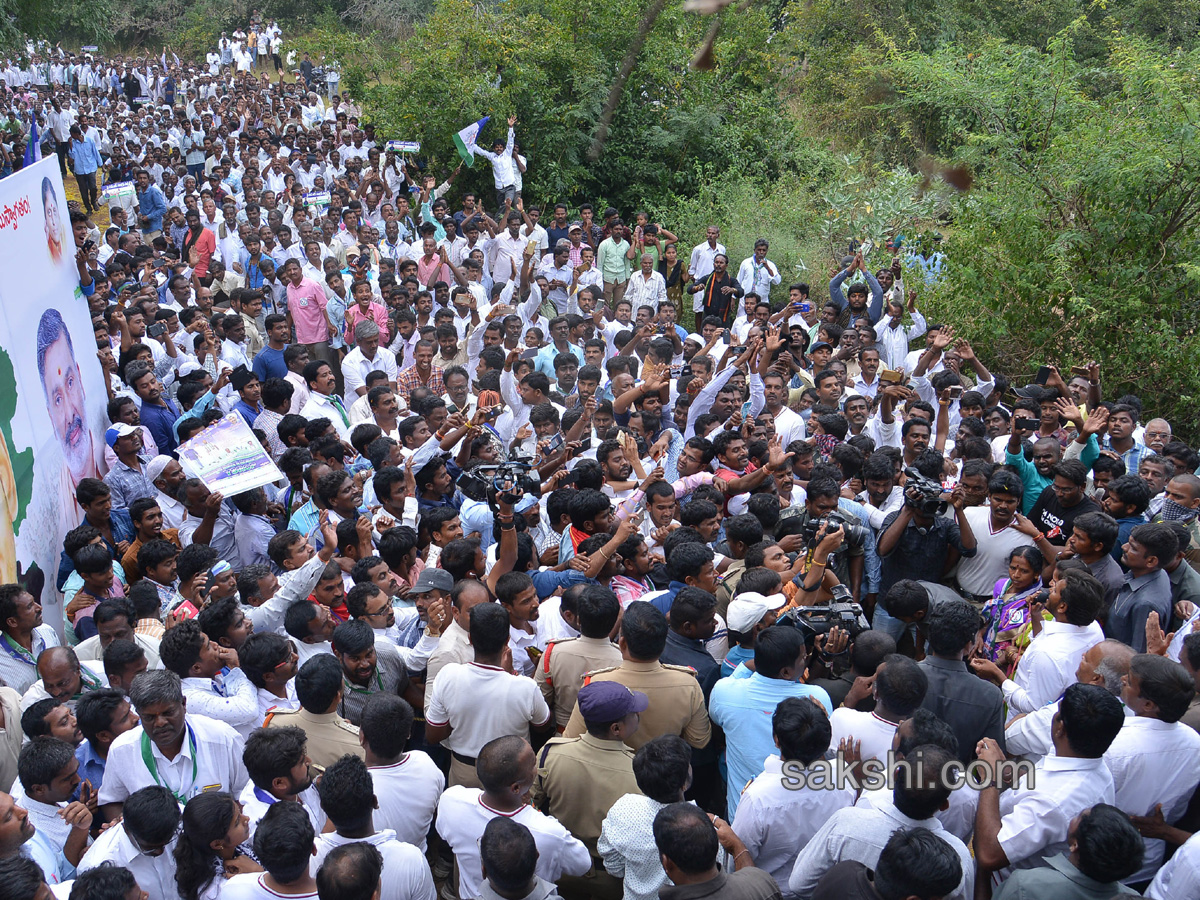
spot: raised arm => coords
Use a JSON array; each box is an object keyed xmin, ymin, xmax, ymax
[
  {"xmin": 486, "ymin": 496, "xmax": 519, "ymax": 593},
  {"xmin": 828, "ymin": 265, "xmax": 851, "ymax": 312},
  {"xmin": 863, "ymin": 268, "xmax": 884, "ymax": 322},
  {"xmin": 683, "ymin": 341, "xmax": 755, "ymax": 439}
]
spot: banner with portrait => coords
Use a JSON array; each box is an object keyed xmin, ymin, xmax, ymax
[
  {"xmin": 0, "ymin": 158, "xmax": 109, "ymax": 637},
  {"xmin": 177, "ymin": 412, "xmax": 283, "ymax": 497}
]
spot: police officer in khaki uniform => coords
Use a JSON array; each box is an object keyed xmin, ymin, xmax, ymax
[
  {"xmin": 532, "ymin": 681, "xmax": 645, "ymax": 900},
  {"xmin": 264, "ymin": 653, "xmax": 366, "ymax": 770},
  {"xmin": 535, "ymin": 586, "xmax": 623, "ymax": 731},
  {"xmin": 562, "ymin": 601, "xmax": 711, "ymax": 750}
]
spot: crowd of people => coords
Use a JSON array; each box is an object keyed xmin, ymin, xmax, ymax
[{"xmin": 0, "ymin": 20, "xmax": 1197, "ymax": 900}]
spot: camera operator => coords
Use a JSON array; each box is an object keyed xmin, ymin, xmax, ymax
[
  {"xmin": 777, "ymin": 521, "xmax": 853, "ymax": 607},
  {"xmin": 776, "ymin": 476, "xmax": 867, "ymax": 602},
  {"xmin": 876, "ymin": 452, "xmax": 977, "ymax": 637}
]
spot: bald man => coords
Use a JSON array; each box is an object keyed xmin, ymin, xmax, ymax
[
  {"xmin": 1143, "ymin": 418, "xmax": 1173, "ymax": 454},
  {"xmin": 20, "ymin": 647, "xmax": 105, "ymax": 712},
  {"xmin": 1002, "ymin": 639, "xmax": 1135, "ymax": 763}
]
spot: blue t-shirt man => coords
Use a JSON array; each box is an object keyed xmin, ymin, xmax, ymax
[{"xmin": 709, "ymin": 640, "xmax": 833, "ymax": 818}]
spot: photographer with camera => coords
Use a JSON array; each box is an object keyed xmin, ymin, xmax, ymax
[
  {"xmin": 876, "ymin": 454, "xmax": 977, "ymax": 639},
  {"xmin": 776, "ymin": 476, "xmax": 867, "ymax": 603}
]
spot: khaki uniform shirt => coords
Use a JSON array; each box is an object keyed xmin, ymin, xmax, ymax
[
  {"xmin": 425, "ymin": 620, "xmax": 473, "ymax": 701},
  {"xmin": 241, "ymin": 311, "xmax": 265, "ymax": 359},
  {"xmin": 531, "ymin": 733, "xmax": 640, "ymax": 855},
  {"xmin": 716, "ymin": 559, "xmax": 746, "ymax": 620},
  {"xmin": 264, "ymin": 706, "xmax": 365, "ymax": 770},
  {"xmin": 562, "ymin": 659, "xmax": 711, "ymax": 750},
  {"xmin": 535, "ymin": 636, "xmax": 623, "ymax": 729}
]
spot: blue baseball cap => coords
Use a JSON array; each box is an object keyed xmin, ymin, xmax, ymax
[{"xmin": 577, "ymin": 681, "xmax": 649, "ymax": 724}]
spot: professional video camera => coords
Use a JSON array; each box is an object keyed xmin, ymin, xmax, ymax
[
  {"xmin": 800, "ymin": 511, "xmax": 868, "ymax": 550},
  {"xmin": 456, "ymin": 460, "xmax": 537, "ymax": 509},
  {"xmin": 903, "ymin": 467, "xmax": 947, "ymax": 517},
  {"xmin": 776, "ymin": 585, "xmax": 872, "ymax": 640}
]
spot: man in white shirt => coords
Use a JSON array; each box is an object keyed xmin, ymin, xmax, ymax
[
  {"xmin": 360, "ymin": 693, "xmax": 444, "ymax": 851},
  {"xmin": 969, "ymin": 569, "xmax": 1106, "ymax": 714},
  {"xmin": 520, "ymin": 208, "xmax": 549, "ymax": 257},
  {"xmin": 487, "ymin": 211, "xmax": 529, "ymax": 284},
  {"xmin": 436, "ymin": 735, "xmax": 591, "ymax": 900},
  {"xmin": 238, "ymin": 629, "xmax": 302, "ymax": 721},
  {"xmin": 425, "ymin": 603, "xmax": 553, "ymax": 789},
  {"xmin": 760, "ymin": 370, "xmax": 806, "ymax": 451},
  {"xmin": 1003, "ymin": 639, "xmax": 1134, "ymax": 766},
  {"xmin": 597, "ymin": 734, "xmax": 695, "ymax": 900},
  {"xmin": 159, "ymin": 619, "xmax": 260, "ymax": 737},
  {"xmin": 177, "ymin": 481, "xmax": 240, "ymax": 564},
  {"xmin": 1103, "ymin": 653, "xmax": 1200, "ymax": 883},
  {"xmin": 425, "ymin": 577, "xmax": 489, "ymax": 690},
  {"xmin": 732, "ymin": 697, "xmax": 856, "ymax": 897},
  {"xmin": 221, "ymin": 801, "xmax": 320, "ymax": 899},
  {"xmin": 788, "ymin": 744, "xmax": 975, "ymax": 900},
  {"xmin": 311, "ymin": 754, "xmax": 436, "ymax": 900},
  {"xmin": 73, "ymin": 601, "xmax": 162, "ymax": 672},
  {"xmin": 688, "ymin": 226, "xmax": 726, "ymax": 314},
  {"xmin": 46, "ymin": 99, "xmax": 74, "ymax": 177},
  {"xmin": 874, "ymin": 296, "xmax": 927, "ymax": 371},
  {"xmin": 736, "ymin": 239, "xmax": 781, "ymax": 303},
  {"xmin": 299, "ymin": 360, "xmax": 353, "ymax": 441},
  {"xmin": 13, "ymin": 736, "xmax": 93, "ymax": 879},
  {"xmin": 954, "ymin": 473, "xmax": 1040, "ymax": 603},
  {"xmin": 19, "ymin": 647, "xmax": 104, "ymax": 712},
  {"xmin": 829, "ymin": 654, "xmax": 927, "ymax": 767},
  {"xmin": 77, "ymin": 784, "xmax": 181, "ymax": 899},
  {"xmin": 341, "ymin": 320, "xmax": 397, "ymax": 408},
  {"xmin": 97, "ymin": 670, "xmax": 248, "ymax": 818},
  {"xmin": 471, "ymin": 117, "xmax": 518, "ymax": 211},
  {"xmin": 380, "ymin": 219, "xmax": 415, "ymax": 264},
  {"xmin": 624, "ymin": 253, "xmax": 667, "ymax": 313},
  {"xmin": 239, "ymin": 725, "xmax": 326, "ymax": 837},
  {"xmin": 972, "ymin": 682, "xmax": 1124, "ymax": 885}
]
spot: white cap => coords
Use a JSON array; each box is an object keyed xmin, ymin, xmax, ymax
[{"xmin": 725, "ymin": 592, "xmax": 788, "ymax": 633}]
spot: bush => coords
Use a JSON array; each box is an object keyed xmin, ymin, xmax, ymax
[{"xmin": 884, "ymin": 35, "xmax": 1200, "ymax": 440}]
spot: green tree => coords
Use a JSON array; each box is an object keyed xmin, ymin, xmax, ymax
[
  {"xmin": 303, "ymin": 0, "xmax": 810, "ymax": 211},
  {"xmin": 882, "ymin": 33, "xmax": 1200, "ymax": 438}
]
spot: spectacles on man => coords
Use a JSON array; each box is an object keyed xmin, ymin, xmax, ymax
[
  {"xmin": 273, "ymin": 640, "xmax": 299, "ymax": 670},
  {"xmin": 361, "ymin": 602, "xmax": 391, "ymax": 621},
  {"xmin": 129, "ymin": 824, "xmax": 180, "ymax": 857}
]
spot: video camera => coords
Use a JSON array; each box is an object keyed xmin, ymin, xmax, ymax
[
  {"xmin": 456, "ymin": 460, "xmax": 537, "ymax": 509},
  {"xmin": 776, "ymin": 585, "xmax": 872, "ymax": 642},
  {"xmin": 903, "ymin": 466, "xmax": 947, "ymax": 517},
  {"xmin": 800, "ymin": 512, "xmax": 868, "ymax": 550}
]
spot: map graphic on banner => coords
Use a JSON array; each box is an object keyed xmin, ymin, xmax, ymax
[
  {"xmin": 177, "ymin": 412, "xmax": 283, "ymax": 497},
  {"xmin": 0, "ymin": 158, "xmax": 110, "ymax": 637}
]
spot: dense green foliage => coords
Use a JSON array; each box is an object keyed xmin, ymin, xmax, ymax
[
  {"xmin": 17, "ymin": 0, "xmax": 1200, "ymax": 435},
  {"xmin": 888, "ymin": 34, "xmax": 1200, "ymax": 429},
  {"xmin": 339, "ymin": 0, "xmax": 813, "ymax": 213}
]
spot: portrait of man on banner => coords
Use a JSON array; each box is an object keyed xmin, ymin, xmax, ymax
[
  {"xmin": 35, "ymin": 308, "xmax": 101, "ymax": 533},
  {"xmin": 41, "ymin": 177, "xmax": 66, "ymax": 265}
]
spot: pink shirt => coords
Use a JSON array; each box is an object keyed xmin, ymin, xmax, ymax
[
  {"xmin": 416, "ymin": 254, "xmax": 451, "ymax": 287},
  {"xmin": 287, "ymin": 277, "xmax": 331, "ymax": 343},
  {"xmin": 344, "ymin": 300, "xmax": 391, "ymax": 345}
]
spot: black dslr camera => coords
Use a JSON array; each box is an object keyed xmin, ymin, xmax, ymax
[
  {"xmin": 800, "ymin": 511, "xmax": 868, "ymax": 550},
  {"xmin": 903, "ymin": 466, "xmax": 947, "ymax": 516},
  {"xmin": 776, "ymin": 585, "xmax": 872, "ymax": 641},
  {"xmin": 456, "ymin": 461, "xmax": 537, "ymax": 509}
]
